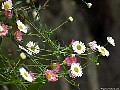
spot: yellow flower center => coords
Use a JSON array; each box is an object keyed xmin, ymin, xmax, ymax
[
  {"xmin": 30, "ymin": 46, "xmax": 36, "ymax": 51},
  {"xmin": 101, "ymin": 48, "xmax": 105, "ymax": 52},
  {"xmin": 24, "ymin": 72, "xmax": 28, "ymax": 77},
  {"xmin": 76, "ymin": 45, "xmax": 82, "ymax": 50},
  {"xmin": 4, "ymin": 4, "xmax": 10, "ymax": 10},
  {"xmin": 100, "ymin": 47, "xmax": 105, "ymax": 56},
  {"xmin": 74, "ymin": 67, "xmax": 79, "ymax": 73},
  {"xmin": 50, "ymin": 63, "xmax": 57, "ymax": 69},
  {"xmin": 47, "ymin": 74, "xmax": 51, "ymax": 79},
  {"xmin": 19, "ymin": 25, "xmax": 23, "ymax": 30}
]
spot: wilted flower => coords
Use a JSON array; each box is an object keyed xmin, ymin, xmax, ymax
[
  {"xmin": 70, "ymin": 63, "xmax": 83, "ymax": 78},
  {"xmin": 72, "ymin": 41, "xmax": 86, "ymax": 54},
  {"xmin": 50, "ymin": 62, "xmax": 60, "ymax": 73},
  {"xmin": 45, "ymin": 69, "xmax": 58, "ymax": 82},
  {"xmin": 26, "ymin": 41, "xmax": 40, "ymax": 55},
  {"xmin": 0, "ymin": 24, "xmax": 9, "ymax": 36},
  {"xmin": 14, "ymin": 30, "xmax": 22, "ymax": 41},
  {"xmin": 71, "ymin": 39, "xmax": 75, "ymax": 44},
  {"xmin": 97, "ymin": 46, "xmax": 109, "ymax": 57},
  {"xmin": 107, "ymin": 36, "xmax": 115, "ymax": 46},
  {"xmin": 65, "ymin": 55, "xmax": 77, "ymax": 66},
  {"xmin": 29, "ymin": 71, "xmax": 36, "ymax": 81},
  {"xmin": 19, "ymin": 67, "xmax": 35, "ymax": 82},
  {"xmin": 17, "ymin": 20, "xmax": 28, "ymax": 33},
  {"xmin": 88, "ymin": 40, "xmax": 98, "ymax": 51},
  {"xmin": 5, "ymin": 10, "xmax": 12, "ymax": 18},
  {"xmin": 2, "ymin": 0, "xmax": 13, "ymax": 10},
  {"xmin": 32, "ymin": 10, "xmax": 39, "ymax": 20}
]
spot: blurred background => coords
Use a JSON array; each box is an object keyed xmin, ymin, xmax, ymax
[{"xmin": 1, "ymin": 0, "xmax": 120, "ymax": 90}]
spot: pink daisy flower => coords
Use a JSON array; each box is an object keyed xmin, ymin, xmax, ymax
[
  {"xmin": 88, "ymin": 40, "xmax": 98, "ymax": 51},
  {"xmin": 5, "ymin": 10, "xmax": 12, "ymax": 18},
  {"xmin": 45, "ymin": 69, "xmax": 58, "ymax": 82},
  {"xmin": 0, "ymin": 24, "xmax": 9, "ymax": 36},
  {"xmin": 14, "ymin": 30, "xmax": 22, "ymax": 41},
  {"xmin": 29, "ymin": 71, "xmax": 36, "ymax": 82},
  {"xmin": 65, "ymin": 55, "xmax": 77, "ymax": 66}
]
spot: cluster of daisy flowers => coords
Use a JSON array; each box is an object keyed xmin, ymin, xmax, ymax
[
  {"xmin": 1, "ymin": 0, "xmax": 13, "ymax": 18},
  {"xmin": 71, "ymin": 36, "xmax": 115, "ymax": 57},
  {"xmin": 0, "ymin": 0, "xmax": 116, "ymax": 88},
  {"xmin": 19, "ymin": 36, "xmax": 115, "ymax": 83}
]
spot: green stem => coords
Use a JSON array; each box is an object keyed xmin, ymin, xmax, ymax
[{"xmin": 51, "ymin": 20, "xmax": 68, "ymax": 32}]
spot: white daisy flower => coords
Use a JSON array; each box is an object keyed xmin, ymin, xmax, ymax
[
  {"xmin": 72, "ymin": 41, "xmax": 86, "ymax": 54},
  {"xmin": 19, "ymin": 67, "xmax": 33, "ymax": 82},
  {"xmin": 26, "ymin": 41, "xmax": 40, "ymax": 55},
  {"xmin": 18, "ymin": 45, "xmax": 32, "ymax": 55},
  {"xmin": 17, "ymin": 20, "xmax": 28, "ymax": 33},
  {"xmin": 107, "ymin": 36, "xmax": 115, "ymax": 46},
  {"xmin": 97, "ymin": 46, "xmax": 109, "ymax": 57},
  {"xmin": 2, "ymin": 0, "xmax": 13, "ymax": 10},
  {"xmin": 70, "ymin": 63, "xmax": 83, "ymax": 78}
]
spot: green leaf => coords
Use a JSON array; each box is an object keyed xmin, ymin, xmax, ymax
[
  {"xmin": 28, "ymin": 78, "xmax": 46, "ymax": 90},
  {"xmin": 15, "ymin": 1, "xmax": 22, "ymax": 6},
  {"xmin": 92, "ymin": 56, "xmax": 98, "ymax": 63},
  {"xmin": 28, "ymin": 82, "xmax": 41, "ymax": 90},
  {"xmin": 14, "ymin": 1, "xmax": 22, "ymax": 9},
  {"xmin": 22, "ymin": 10, "xmax": 28, "ymax": 17}
]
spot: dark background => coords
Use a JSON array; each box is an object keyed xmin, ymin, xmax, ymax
[
  {"xmin": 40, "ymin": 0, "xmax": 120, "ymax": 90},
  {"xmin": 1, "ymin": 0, "xmax": 120, "ymax": 90}
]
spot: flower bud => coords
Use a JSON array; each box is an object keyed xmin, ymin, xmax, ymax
[
  {"xmin": 68, "ymin": 16, "xmax": 73, "ymax": 22},
  {"xmin": 87, "ymin": 3, "xmax": 92, "ymax": 8},
  {"xmin": 20, "ymin": 52, "xmax": 26, "ymax": 59}
]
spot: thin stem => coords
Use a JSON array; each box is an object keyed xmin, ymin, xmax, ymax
[{"xmin": 51, "ymin": 20, "xmax": 68, "ymax": 32}]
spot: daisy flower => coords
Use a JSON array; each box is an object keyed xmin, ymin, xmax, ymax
[
  {"xmin": 88, "ymin": 40, "xmax": 98, "ymax": 51},
  {"xmin": 19, "ymin": 67, "xmax": 35, "ymax": 82},
  {"xmin": 0, "ymin": 24, "xmax": 9, "ymax": 36},
  {"xmin": 5, "ymin": 10, "xmax": 12, "ymax": 18},
  {"xmin": 65, "ymin": 55, "xmax": 77, "ymax": 66},
  {"xmin": 72, "ymin": 41, "xmax": 86, "ymax": 54},
  {"xmin": 97, "ymin": 46, "xmax": 109, "ymax": 57},
  {"xmin": 2, "ymin": 0, "xmax": 13, "ymax": 10},
  {"xmin": 18, "ymin": 45, "xmax": 32, "ymax": 55},
  {"xmin": 70, "ymin": 63, "xmax": 83, "ymax": 78},
  {"xmin": 107, "ymin": 36, "xmax": 115, "ymax": 46},
  {"xmin": 26, "ymin": 41, "xmax": 40, "ymax": 55},
  {"xmin": 45, "ymin": 69, "xmax": 58, "ymax": 82},
  {"xmin": 17, "ymin": 20, "xmax": 28, "ymax": 33},
  {"xmin": 14, "ymin": 30, "xmax": 22, "ymax": 41}
]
